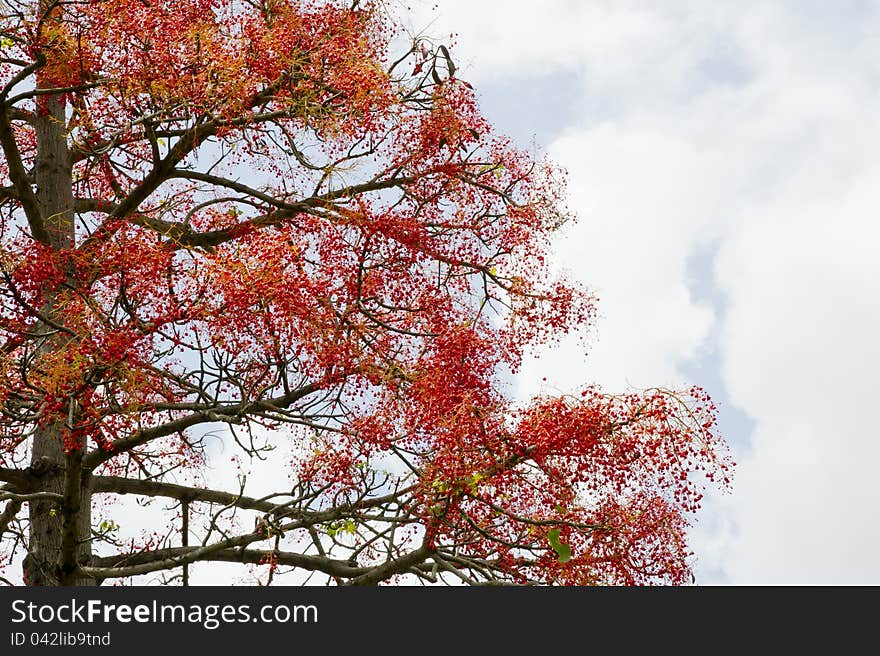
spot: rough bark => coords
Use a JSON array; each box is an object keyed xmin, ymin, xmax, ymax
[{"xmin": 21, "ymin": 92, "xmax": 94, "ymax": 586}]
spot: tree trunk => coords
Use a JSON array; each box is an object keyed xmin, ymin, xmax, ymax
[{"xmin": 21, "ymin": 93, "xmax": 94, "ymax": 586}]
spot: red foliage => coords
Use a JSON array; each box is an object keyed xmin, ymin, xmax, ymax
[{"xmin": 0, "ymin": 0, "xmax": 731, "ymax": 585}]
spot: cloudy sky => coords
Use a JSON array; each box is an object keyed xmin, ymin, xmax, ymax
[{"xmin": 400, "ymin": 0, "xmax": 880, "ymax": 584}]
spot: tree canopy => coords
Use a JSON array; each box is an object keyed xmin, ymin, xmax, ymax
[{"xmin": 0, "ymin": 0, "xmax": 731, "ymax": 586}]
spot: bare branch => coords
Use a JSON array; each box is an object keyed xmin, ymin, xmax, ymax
[
  {"xmin": 82, "ymin": 381, "xmax": 323, "ymax": 469},
  {"xmin": 0, "ymin": 491, "xmax": 62, "ymax": 503},
  {"xmin": 0, "ymin": 105, "xmax": 47, "ymax": 242},
  {"xmin": 92, "ymin": 476, "xmax": 283, "ymax": 513},
  {"xmin": 343, "ymin": 545, "xmax": 433, "ymax": 586},
  {"xmin": 0, "ymin": 499, "xmax": 23, "ymax": 539},
  {"xmin": 91, "ymin": 547, "xmax": 368, "ymax": 580}
]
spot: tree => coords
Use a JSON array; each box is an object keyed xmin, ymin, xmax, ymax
[{"xmin": 0, "ymin": 0, "xmax": 731, "ymax": 587}]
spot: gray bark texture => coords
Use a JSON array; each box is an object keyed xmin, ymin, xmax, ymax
[{"xmin": 21, "ymin": 93, "xmax": 94, "ymax": 586}]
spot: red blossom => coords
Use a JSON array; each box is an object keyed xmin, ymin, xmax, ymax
[{"xmin": 0, "ymin": 0, "xmax": 731, "ymax": 586}]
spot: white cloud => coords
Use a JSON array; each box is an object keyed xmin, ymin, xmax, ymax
[
  {"xmin": 411, "ymin": 1, "xmax": 880, "ymax": 583},
  {"xmin": 406, "ymin": 1, "xmax": 658, "ymax": 74},
  {"xmin": 517, "ymin": 123, "xmax": 718, "ymax": 395}
]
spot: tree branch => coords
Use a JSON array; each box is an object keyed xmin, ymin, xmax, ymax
[
  {"xmin": 91, "ymin": 476, "xmax": 281, "ymax": 513},
  {"xmin": 8, "ymin": 107, "xmax": 36, "ymax": 124},
  {"xmin": 79, "ymin": 482, "xmax": 420, "ymax": 581},
  {"xmin": 343, "ymin": 545, "xmax": 433, "ymax": 585},
  {"xmin": 77, "ymin": 173, "xmax": 418, "ymax": 254},
  {"xmin": 0, "ymin": 491, "xmax": 62, "ymax": 503},
  {"xmin": 167, "ymin": 170, "xmax": 303, "ymax": 210},
  {"xmin": 91, "ymin": 547, "xmax": 369, "ymax": 580},
  {"xmin": 92, "ymin": 475, "xmax": 417, "ymax": 523},
  {"xmin": 108, "ymin": 121, "xmax": 219, "ymax": 222},
  {"xmin": 79, "ymin": 529, "xmax": 269, "ymax": 580},
  {"xmin": 0, "ymin": 105, "xmax": 47, "ymax": 242},
  {"xmin": 0, "ymin": 466, "xmax": 33, "ymax": 491},
  {"xmin": 0, "ymin": 499, "xmax": 23, "ymax": 539},
  {"xmin": 82, "ymin": 382, "xmax": 322, "ymax": 469},
  {"xmin": 101, "ymin": 68, "xmax": 305, "ymax": 224},
  {"xmin": 0, "ymin": 53, "xmax": 44, "ymax": 103}
]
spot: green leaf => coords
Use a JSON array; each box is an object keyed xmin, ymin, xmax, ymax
[
  {"xmin": 98, "ymin": 518, "xmax": 120, "ymax": 533},
  {"xmin": 555, "ymin": 543, "xmax": 572, "ymax": 564},
  {"xmin": 547, "ymin": 528, "xmax": 572, "ymax": 563},
  {"xmin": 0, "ymin": 37, "xmax": 13, "ymax": 49},
  {"xmin": 467, "ymin": 472, "xmax": 486, "ymax": 492}
]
